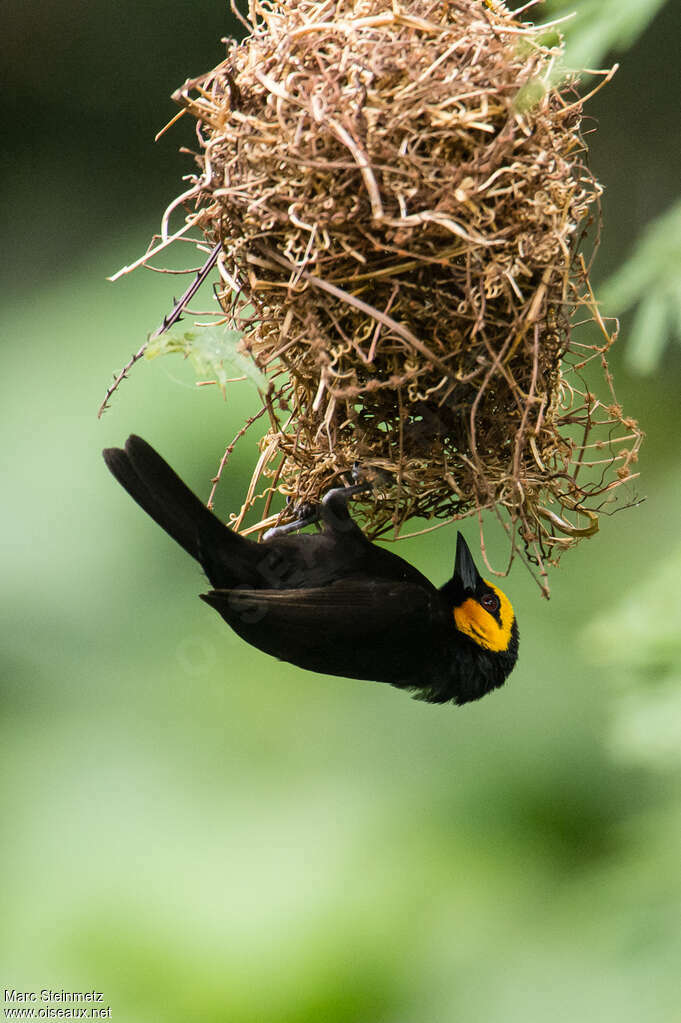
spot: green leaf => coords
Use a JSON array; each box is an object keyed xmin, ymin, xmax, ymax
[
  {"xmin": 600, "ymin": 200, "xmax": 681, "ymax": 373},
  {"xmin": 540, "ymin": 0, "xmax": 669, "ymax": 69},
  {"xmin": 145, "ymin": 323, "xmax": 266, "ymax": 392},
  {"xmin": 626, "ymin": 291, "xmax": 672, "ymax": 375}
]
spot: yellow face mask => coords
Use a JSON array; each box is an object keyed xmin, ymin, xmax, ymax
[{"xmin": 454, "ymin": 581, "xmax": 515, "ymax": 653}]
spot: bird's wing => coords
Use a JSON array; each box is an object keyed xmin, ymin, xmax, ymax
[
  {"xmin": 201, "ymin": 577, "xmax": 434, "ymax": 629},
  {"xmin": 200, "ymin": 577, "xmax": 441, "ymax": 681}
]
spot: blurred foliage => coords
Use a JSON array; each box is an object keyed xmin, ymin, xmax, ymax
[
  {"xmin": 2, "ymin": 2, "xmax": 681, "ymax": 1022},
  {"xmin": 585, "ymin": 544, "xmax": 681, "ymax": 770},
  {"xmin": 538, "ymin": 0, "xmax": 681, "ymax": 377},
  {"xmin": 540, "ymin": 0, "xmax": 669, "ymax": 69},
  {"xmin": 600, "ymin": 200, "xmax": 681, "ymax": 373}
]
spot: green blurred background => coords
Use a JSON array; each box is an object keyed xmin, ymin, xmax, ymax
[{"xmin": 2, "ymin": 2, "xmax": 680, "ymax": 1020}]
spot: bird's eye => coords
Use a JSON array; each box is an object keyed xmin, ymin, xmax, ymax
[{"xmin": 480, "ymin": 593, "xmax": 499, "ymax": 614}]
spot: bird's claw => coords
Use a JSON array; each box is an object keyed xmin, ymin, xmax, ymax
[{"xmin": 263, "ymin": 501, "xmax": 320, "ymax": 540}]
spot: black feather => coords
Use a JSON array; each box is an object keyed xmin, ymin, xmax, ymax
[
  {"xmin": 103, "ymin": 436, "xmax": 519, "ymax": 705},
  {"xmin": 103, "ymin": 435, "xmax": 254, "ymax": 587}
]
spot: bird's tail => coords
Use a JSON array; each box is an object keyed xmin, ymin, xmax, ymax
[{"xmin": 102, "ymin": 435, "xmax": 252, "ymax": 585}]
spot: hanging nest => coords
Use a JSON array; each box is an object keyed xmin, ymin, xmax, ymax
[{"xmin": 115, "ymin": 0, "xmax": 644, "ymax": 591}]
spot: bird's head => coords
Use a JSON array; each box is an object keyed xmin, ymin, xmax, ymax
[
  {"xmin": 450, "ymin": 533, "xmax": 516, "ymax": 653},
  {"xmin": 437, "ymin": 533, "xmax": 519, "ymax": 703}
]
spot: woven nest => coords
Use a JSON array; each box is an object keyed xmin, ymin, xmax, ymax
[{"xmin": 128, "ymin": 0, "xmax": 643, "ymax": 591}]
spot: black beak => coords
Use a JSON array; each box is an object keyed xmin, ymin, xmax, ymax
[{"xmin": 454, "ymin": 532, "xmax": 482, "ymax": 592}]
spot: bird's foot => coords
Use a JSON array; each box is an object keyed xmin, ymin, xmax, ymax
[
  {"xmin": 263, "ymin": 501, "xmax": 319, "ymax": 540},
  {"xmin": 263, "ymin": 469, "xmax": 377, "ymax": 541},
  {"xmin": 321, "ymin": 481, "xmax": 372, "ymax": 507}
]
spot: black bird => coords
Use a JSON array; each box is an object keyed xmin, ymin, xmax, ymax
[{"xmin": 103, "ymin": 436, "xmax": 518, "ymax": 704}]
